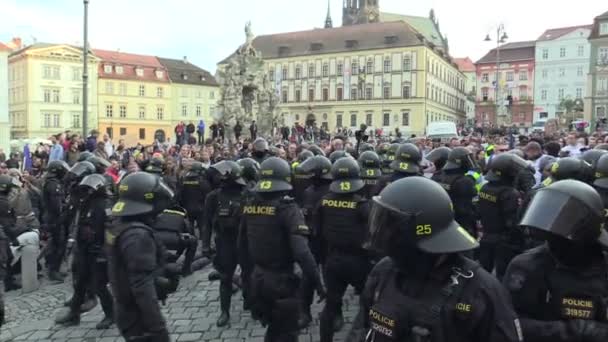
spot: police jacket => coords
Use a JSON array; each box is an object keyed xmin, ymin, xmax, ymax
[
  {"xmin": 204, "ymin": 186, "xmax": 243, "ymax": 235},
  {"xmin": 478, "ymin": 181, "xmax": 521, "ymax": 241},
  {"xmin": 316, "ymin": 192, "xmax": 369, "ymax": 254},
  {"xmin": 178, "ymin": 172, "xmax": 211, "ymax": 213},
  {"xmin": 371, "ymin": 172, "xmax": 415, "ymax": 197},
  {"xmin": 291, "ymin": 173, "xmax": 312, "ymax": 207},
  {"xmin": 302, "ymin": 182, "xmax": 330, "ymax": 233},
  {"xmin": 349, "ymin": 256, "xmax": 523, "ymax": 342},
  {"xmin": 106, "ymin": 220, "xmax": 168, "ymax": 335},
  {"xmin": 504, "ymin": 245, "xmax": 608, "ymax": 342},
  {"xmin": 239, "ymin": 195, "xmax": 321, "ymax": 286},
  {"xmin": 77, "ymin": 195, "xmax": 112, "ymax": 250},
  {"xmin": 436, "ymin": 170, "xmax": 477, "ymax": 235},
  {"xmin": 42, "ymin": 176, "xmax": 65, "ymax": 224}
]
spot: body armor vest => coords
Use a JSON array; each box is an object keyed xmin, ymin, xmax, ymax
[
  {"xmin": 321, "ymin": 193, "xmax": 366, "ymax": 252},
  {"xmin": 214, "ymin": 190, "xmax": 242, "ymax": 234}
]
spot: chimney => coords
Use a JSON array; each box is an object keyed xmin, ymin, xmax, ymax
[
  {"xmin": 183, "ymin": 56, "xmax": 188, "ymax": 64},
  {"xmin": 8, "ymin": 37, "xmax": 22, "ymax": 50}
]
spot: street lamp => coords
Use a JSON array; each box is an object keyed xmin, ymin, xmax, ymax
[
  {"xmin": 82, "ymin": 0, "xmax": 89, "ymax": 138},
  {"xmin": 484, "ymin": 24, "xmax": 509, "ymax": 126}
]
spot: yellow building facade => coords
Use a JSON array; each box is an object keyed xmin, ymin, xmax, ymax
[
  {"xmin": 8, "ymin": 44, "xmax": 99, "ymax": 139},
  {"xmin": 94, "ymin": 49, "xmax": 173, "ymax": 146},
  {"xmin": 222, "ymin": 21, "xmax": 466, "ymax": 136}
]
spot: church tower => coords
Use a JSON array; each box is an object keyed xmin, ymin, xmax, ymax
[
  {"xmin": 325, "ymin": 0, "xmax": 333, "ymax": 28},
  {"xmin": 343, "ymin": 0, "xmax": 380, "ymax": 26}
]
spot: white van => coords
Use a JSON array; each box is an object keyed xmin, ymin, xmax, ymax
[{"xmin": 426, "ymin": 122, "xmax": 458, "ymax": 142}]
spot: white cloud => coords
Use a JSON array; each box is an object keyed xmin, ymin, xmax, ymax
[{"xmin": 1, "ymin": 0, "xmax": 607, "ymax": 72}]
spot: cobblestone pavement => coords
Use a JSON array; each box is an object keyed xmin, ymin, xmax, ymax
[{"xmin": 2, "ymin": 266, "xmax": 360, "ymax": 342}]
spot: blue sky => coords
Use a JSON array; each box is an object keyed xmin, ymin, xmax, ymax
[{"xmin": 2, "ymin": 0, "xmax": 606, "ymax": 74}]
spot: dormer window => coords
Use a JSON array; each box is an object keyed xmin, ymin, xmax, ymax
[
  {"xmin": 200, "ymin": 75, "xmax": 206, "ymax": 81},
  {"xmin": 600, "ymin": 22, "xmax": 608, "ymax": 35},
  {"xmin": 182, "ymin": 73, "xmax": 188, "ymax": 80},
  {"xmin": 384, "ymin": 35, "xmax": 398, "ymax": 44},
  {"xmin": 278, "ymin": 46, "xmax": 291, "ymax": 56},
  {"xmin": 155, "ymin": 70, "xmax": 164, "ymax": 79},
  {"xmin": 115, "ymin": 65, "xmax": 123, "ymax": 74},
  {"xmin": 135, "ymin": 68, "xmax": 144, "ymax": 77},
  {"xmin": 345, "ymin": 40, "xmax": 358, "ymax": 48},
  {"xmin": 103, "ymin": 64, "xmax": 112, "ymax": 73},
  {"xmin": 310, "ymin": 43, "xmax": 323, "ymax": 51}
]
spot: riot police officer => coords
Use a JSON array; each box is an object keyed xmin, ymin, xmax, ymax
[
  {"xmin": 435, "ymin": 147, "xmax": 478, "ymax": 237},
  {"xmin": 295, "ymin": 155, "xmax": 333, "ymax": 327},
  {"xmin": 107, "ymin": 172, "xmax": 178, "ymax": 342},
  {"xmin": 358, "ymin": 151, "xmax": 382, "ymax": 199},
  {"xmin": 593, "ymin": 153, "xmax": 608, "ymax": 207},
  {"xmin": 318, "ymin": 158, "xmax": 370, "ymax": 342},
  {"xmin": 425, "ymin": 146, "xmax": 452, "ymax": 181},
  {"xmin": 153, "ymin": 205, "xmax": 197, "ymax": 276},
  {"xmin": 348, "ymin": 177, "xmax": 523, "ymax": 342},
  {"xmin": 329, "ymin": 150, "xmax": 350, "ymax": 164},
  {"xmin": 204, "ymin": 161, "xmax": 246, "ymax": 327},
  {"xmin": 0, "ymin": 220, "xmax": 5, "ymax": 328},
  {"xmin": 540, "ymin": 157, "xmax": 593, "ymax": 187},
  {"xmin": 251, "ymin": 138, "xmax": 270, "ymax": 164},
  {"xmin": 372, "ymin": 143, "xmax": 421, "ymax": 196},
  {"xmin": 308, "ymin": 145, "xmax": 326, "ymax": 157},
  {"xmin": 380, "ymin": 143, "xmax": 400, "ymax": 175},
  {"xmin": 291, "ymin": 151, "xmax": 313, "ymax": 206},
  {"xmin": 237, "ymin": 157, "xmax": 261, "ymax": 192},
  {"xmin": 43, "ymin": 160, "xmax": 70, "ymax": 282},
  {"xmin": 478, "ymin": 153, "xmax": 527, "ymax": 280},
  {"xmin": 504, "ymin": 180, "xmax": 608, "ymax": 342},
  {"xmin": 178, "ymin": 161, "xmax": 212, "ymax": 255},
  {"xmin": 55, "ymin": 174, "xmax": 114, "ymax": 329},
  {"xmin": 239, "ymin": 157, "xmax": 326, "ymax": 342}
]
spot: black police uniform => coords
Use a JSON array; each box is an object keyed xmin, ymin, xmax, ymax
[
  {"xmin": 56, "ymin": 174, "xmax": 114, "ymax": 328},
  {"xmin": 318, "ymin": 158, "xmax": 370, "ymax": 342},
  {"xmin": 358, "ymin": 151, "xmax": 382, "ymax": 200},
  {"xmin": 153, "ymin": 207, "xmax": 197, "ymax": 275},
  {"xmin": 178, "ymin": 166, "xmax": 212, "ymax": 254},
  {"xmin": 504, "ymin": 180, "xmax": 608, "ymax": 342},
  {"xmin": 239, "ymin": 157, "xmax": 324, "ymax": 342},
  {"xmin": 106, "ymin": 172, "xmax": 177, "ymax": 342},
  {"xmin": 371, "ymin": 143, "xmax": 421, "ymax": 196},
  {"xmin": 42, "ymin": 162, "xmax": 69, "ymax": 280},
  {"xmin": 0, "ymin": 223, "xmax": 6, "ymax": 327},
  {"xmin": 348, "ymin": 177, "xmax": 523, "ymax": 342},
  {"xmin": 205, "ymin": 182, "xmax": 244, "ymax": 326},
  {"xmin": 478, "ymin": 180, "xmax": 521, "ymax": 280}
]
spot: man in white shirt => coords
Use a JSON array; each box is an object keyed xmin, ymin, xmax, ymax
[
  {"xmin": 560, "ymin": 133, "xmax": 583, "ymax": 158},
  {"xmin": 102, "ymin": 134, "xmax": 114, "ymax": 158}
]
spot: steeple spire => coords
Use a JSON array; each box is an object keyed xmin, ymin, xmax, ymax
[{"xmin": 325, "ymin": 0, "xmax": 333, "ymax": 28}]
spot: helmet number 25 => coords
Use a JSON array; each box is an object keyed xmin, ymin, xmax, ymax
[{"xmin": 416, "ymin": 224, "xmax": 432, "ymax": 235}]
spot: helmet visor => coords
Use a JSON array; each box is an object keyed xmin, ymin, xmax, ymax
[
  {"xmin": 366, "ymin": 199, "xmax": 414, "ymax": 254},
  {"xmin": 520, "ymin": 189, "xmax": 601, "ymax": 242}
]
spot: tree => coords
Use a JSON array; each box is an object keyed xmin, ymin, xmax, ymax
[{"xmin": 558, "ymin": 97, "xmax": 584, "ymax": 123}]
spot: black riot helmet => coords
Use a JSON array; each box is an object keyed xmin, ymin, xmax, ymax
[
  {"xmin": 593, "ymin": 154, "xmax": 608, "ymax": 190},
  {"xmin": 329, "ymin": 150, "xmax": 351, "ymax": 164},
  {"xmin": 189, "ymin": 161, "xmax": 207, "ymax": 175},
  {"xmin": 255, "ymin": 157, "xmax": 293, "ymax": 193},
  {"xmin": 425, "ymin": 147, "xmax": 452, "ymax": 171},
  {"xmin": 237, "ymin": 158, "xmax": 261, "ymax": 183},
  {"xmin": 377, "ymin": 143, "xmax": 389, "ymax": 157},
  {"xmin": 46, "ymin": 160, "xmax": 70, "ymax": 179},
  {"xmin": 520, "ymin": 180, "xmax": 608, "ymax": 248},
  {"xmin": 0, "ymin": 174, "xmax": 22, "ymax": 194},
  {"xmin": 330, "ymin": 157, "xmax": 364, "ymax": 194},
  {"xmin": 390, "ymin": 143, "xmax": 422, "ymax": 174},
  {"xmin": 78, "ymin": 173, "xmax": 111, "ymax": 197},
  {"xmin": 580, "ymin": 149, "xmax": 607, "ymax": 170},
  {"xmin": 252, "ymin": 138, "xmax": 269, "ymax": 158},
  {"xmin": 550, "ymin": 157, "xmax": 593, "ymax": 183},
  {"xmin": 88, "ymin": 156, "xmax": 111, "ymax": 174},
  {"xmin": 211, "ymin": 160, "xmax": 246, "ymax": 186},
  {"xmin": 367, "ymin": 176, "xmax": 479, "ymax": 255},
  {"xmin": 296, "ymin": 155, "xmax": 332, "ymax": 180},
  {"xmin": 443, "ymin": 147, "xmax": 477, "ymax": 171},
  {"xmin": 358, "ymin": 151, "xmax": 382, "ymax": 179},
  {"xmin": 68, "ymin": 161, "xmax": 96, "ymax": 180},
  {"xmin": 385, "ymin": 143, "xmax": 401, "ymax": 164},
  {"xmin": 308, "ymin": 145, "xmax": 326, "ymax": 157},
  {"xmin": 359, "ymin": 143, "xmax": 375, "ymax": 153},
  {"xmin": 112, "ymin": 172, "xmax": 175, "ymax": 217},
  {"xmin": 78, "ymin": 151, "xmax": 94, "ymax": 162},
  {"xmin": 146, "ymin": 157, "xmax": 165, "ymax": 175},
  {"xmin": 298, "ymin": 150, "xmax": 314, "ymax": 162},
  {"xmin": 595, "ymin": 143, "xmax": 608, "ymax": 151},
  {"xmin": 485, "ymin": 153, "xmax": 529, "ymax": 182}
]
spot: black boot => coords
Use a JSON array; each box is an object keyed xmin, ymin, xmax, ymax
[
  {"xmin": 298, "ymin": 311, "xmax": 312, "ymax": 329},
  {"xmin": 80, "ymin": 296, "xmax": 98, "ymax": 313},
  {"xmin": 95, "ymin": 316, "xmax": 114, "ymax": 330},
  {"xmin": 217, "ymin": 280, "xmax": 232, "ymax": 327},
  {"xmin": 4, "ymin": 278, "xmax": 21, "ymax": 292},
  {"xmin": 55, "ymin": 310, "xmax": 80, "ymax": 326},
  {"xmin": 216, "ymin": 311, "xmax": 230, "ymax": 327},
  {"xmin": 208, "ymin": 270, "xmax": 221, "ymax": 281}
]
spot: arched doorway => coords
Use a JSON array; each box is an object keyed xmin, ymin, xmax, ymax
[{"xmin": 154, "ymin": 129, "xmax": 166, "ymax": 143}]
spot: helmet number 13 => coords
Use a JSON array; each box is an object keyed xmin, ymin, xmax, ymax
[
  {"xmin": 260, "ymin": 181, "xmax": 273, "ymax": 190},
  {"xmin": 340, "ymin": 182, "xmax": 351, "ymax": 191},
  {"xmin": 416, "ymin": 224, "xmax": 432, "ymax": 235}
]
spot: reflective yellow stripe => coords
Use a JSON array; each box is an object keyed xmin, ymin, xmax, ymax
[{"xmin": 164, "ymin": 209, "xmax": 186, "ymax": 217}]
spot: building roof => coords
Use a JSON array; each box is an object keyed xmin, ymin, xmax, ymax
[
  {"xmin": 537, "ymin": 25, "xmax": 592, "ymax": 41},
  {"xmin": 598, "ymin": 10, "xmax": 608, "ymax": 19},
  {"xmin": 590, "ymin": 10, "xmax": 608, "ymax": 39},
  {"xmin": 380, "ymin": 12, "xmax": 446, "ymax": 49},
  {"xmin": 220, "ymin": 21, "xmax": 426, "ymax": 63},
  {"xmin": 9, "ymin": 42, "xmax": 67, "ymax": 57},
  {"xmin": 453, "ymin": 57, "xmax": 475, "ymax": 72},
  {"xmin": 0, "ymin": 42, "xmax": 11, "ymax": 52},
  {"xmin": 93, "ymin": 49, "xmax": 169, "ymax": 82},
  {"xmin": 157, "ymin": 57, "xmax": 218, "ymax": 87},
  {"xmin": 476, "ymin": 41, "xmax": 536, "ymax": 64}
]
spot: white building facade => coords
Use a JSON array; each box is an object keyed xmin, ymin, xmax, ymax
[
  {"xmin": 0, "ymin": 44, "xmax": 10, "ymax": 152},
  {"xmin": 534, "ymin": 26, "xmax": 591, "ymax": 122}
]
